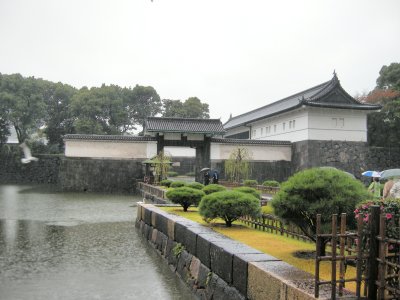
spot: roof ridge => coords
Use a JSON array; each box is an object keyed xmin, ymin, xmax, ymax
[
  {"xmin": 148, "ymin": 117, "xmax": 221, "ymax": 122},
  {"xmin": 225, "ymin": 78, "xmax": 332, "ymax": 123}
]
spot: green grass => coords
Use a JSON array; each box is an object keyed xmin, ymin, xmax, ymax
[{"xmin": 160, "ymin": 206, "xmax": 358, "ymax": 293}]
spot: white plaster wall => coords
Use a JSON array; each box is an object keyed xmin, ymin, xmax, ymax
[
  {"xmin": 307, "ymin": 108, "xmax": 367, "ymax": 141},
  {"xmin": 164, "ymin": 146, "xmax": 195, "ymax": 157},
  {"xmin": 65, "ymin": 140, "xmax": 158, "ymax": 159},
  {"xmin": 246, "ymin": 107, "xmax": 368, "ymax": 142},
  {"xmin": 210, "ymin": 143, "xmax": 291, "ymax": 161},
  {"xmin": 250, "ymin": 108, "xmax": 309, "ymax": 142}
]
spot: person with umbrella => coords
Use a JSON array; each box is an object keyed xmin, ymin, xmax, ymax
[
  {"xmin": 368, "ymin": 176, "xmax": 382, "ymax": 199},
  {"xmin": 380, "ymin": 169, "xmax": 400, "ymax": 199}
]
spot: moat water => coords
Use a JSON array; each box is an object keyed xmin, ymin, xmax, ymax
[{"xmin": 0, "ymin": 185, "xmax": 195, "ymax": 300}]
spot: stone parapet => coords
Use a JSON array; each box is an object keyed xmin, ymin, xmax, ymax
[{"xmin": 136, "ymin": 203, "xmax": 321, "ymax": 300}]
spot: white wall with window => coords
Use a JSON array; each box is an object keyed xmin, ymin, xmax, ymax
[{"xmin": 245, "ymin": 106, "xmax": 368, "ymax": 142}]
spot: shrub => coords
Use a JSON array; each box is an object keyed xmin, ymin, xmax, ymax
[
  {"xmin": 262, "ymin": 205, "xmax": 274, "ymax": 215},
  {"xmin": 202, "ymin": 184, "xmax": 226, "ymax": 195},
  {"xmin": 355, "ymin": 198, "xmax": 400, "ymax": 239},
  {"xmin": 160, "ymin": 179, "xmax": 173, "ymax": 187},
  {"xmin": 272, "ymin": 167, "xmax": 369, "ymax": 255},
  {"xmin": 168, "ymin": 171, "xmax": 179, "ymax": 177},
  {"xmin": 186, "ymin": 182, "xmax": 205, "ymax": 190},
  {"xmin": 233, "ymin": 186, "xmax": 261, "ymax": 199},
  {"xmin": 262, "ymin": 180, "xmax": 280, "ymax": 187},
  {"xmin": 186, "ymin": 171, "xmax": 195, "ymax": 176},
  {"xmin": 199, "ymin": 191, "xmax": 261, "ymax": 227},
  {"xmin": 243, "ymin": 179, "xmax": 258, "ymax": 186},
  {"xmin": 170, "ymin": 181, "xmax": 187, "ymax": 188},
  {"xmin": 166, "ymin": 187, "xmax": 205, "ymax": 211}
]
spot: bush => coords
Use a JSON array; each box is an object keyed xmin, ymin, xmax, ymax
[
  {"xmin": 168, "ymin": 171, "xmax": 179, "ymax": 177},
  {"xmin": 262, "ymin": 180, "xmax": 280, "ymax": 187},
  {"xmin": 160, "ymin": 179, "xmax": 173, "ymax": 187},
  {"xmin": 261, "ymin": 205, "xmax": 274, "ymax": 215},
  {"xmin": 202, "ymin": 184, "xmax": 226, "ymax": 195},
  {"xmin": 170, "ymin": 181, "xmax": 187, "ymax": 188},
  {"xmin": 272, "ymin": 167, "xmax": 369, "ymax": 255},
  {"xmin": 166, "ymin": 187, "xmax": 205, "ymax": 211},
  {"xmin": 199, "ymin": 191, "xmax": 261, "ymax": 227},
  {"xmin": 186, "ymin": 182, "xmax": 205, "ymax": 190},
  {"xmin": 243, "ymin": 179, "xmax": 258, "ymax": 186},
  {"xmin": 186, "ymin": 171, "xmax": 195, "ymax": 176},
  {"xmin": 355, "ymin": 198, "xmax": 400, "ymax": 239},
  {"xmin": 233, "ymin": 186, "xmax": 261, "ymax": 199}
]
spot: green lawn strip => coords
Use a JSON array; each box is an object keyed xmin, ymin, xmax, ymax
[{"xmin": 160, "ymin": 206, "xmax": 358, "ymax": 292}]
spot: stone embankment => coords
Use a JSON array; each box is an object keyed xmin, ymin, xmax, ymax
[{"xmin": 136, "ymin": 203, "xmax": 321, "ymax": 300}]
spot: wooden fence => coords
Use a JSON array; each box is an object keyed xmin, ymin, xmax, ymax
[
  {"xmin": 240, "ymin": 214, "xmax": 312, "ymax": 242},
  {"xmin": 315, "ymin": 206, "xmax": 400, "ymax": 299}
]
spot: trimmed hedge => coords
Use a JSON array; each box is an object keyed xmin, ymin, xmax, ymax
[
  {"xmin": 160, "ymin": 179, "xmax": 173, "ymax": 187},
  {"xmin": 233, "ymin": 186, "xmax": 261, "ymax": 200},
  {"xmin": 243, "ymin": 179, "xmax": 258, "ymax": 186},
  {"xmin": 202, "ymin": 184, "xmax": 226, "ymax": 195},
  {"xmin": 186, "ymin": 182, "xmax": 205, "ymax": 190},
  {"xmin": 166, "ymin": 187, "xmax": 205, "ymax": 211},
  {"xmin": 170, "ymin": 181, "xmax": 187, "ymax": 188},
  {"xmin": 262, "ymin": 180, "xmax": 280, "ymax": 187},
  {"xmin": 199, "ymin": 190, "xmax": 261, "ymax": 227}
]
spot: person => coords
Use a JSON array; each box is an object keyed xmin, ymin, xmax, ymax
[
  {"xmin": 382, "ymin": 179, "xmax": 394, "ymax": 199},
  {"xmin": 389, "ymin": 178, "xmax": 400, "ymax": 199},
  {"xmin": 368, "ymin": 177, "xmax": 382, "ymax": 199},
  {"xmin": 212, "ymin": 170, "xmax": 219, "ymax": 184},
  {"xmin": 204, "ymin": 172, "xmax": 210, "ymax": 186}
]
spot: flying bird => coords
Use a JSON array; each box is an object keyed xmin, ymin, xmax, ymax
[{"xmin": 19, "ymin": 142, "xmax": 39, "ymax": 164}]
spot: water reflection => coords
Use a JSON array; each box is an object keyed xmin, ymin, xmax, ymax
[{"xmin": 0, "ymin": 185, "xmax": 195, "ymax": 300}]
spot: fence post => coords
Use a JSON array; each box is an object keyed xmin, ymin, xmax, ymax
[{"xmin": 367, "ymin": 205, "xmax": 380, "ymax": 300}]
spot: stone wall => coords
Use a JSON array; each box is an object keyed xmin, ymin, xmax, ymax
[
  {"xmin": 59, "ymin": 157, "xmax": 144, "ymax": 194},
  {"xmin": 0, "ymin": 149, "xmax": 61, "ymax": 184},
  {"xmin": 292, "ymin": 140, "xmax": 400, "ymax": 181},
  {"xmin": 136, "ymin": 203, "xmax": 319, "ymax": 300},
  {"xmin": 213, "ymin": 160, "xmax": 292, "ymax": 183}
]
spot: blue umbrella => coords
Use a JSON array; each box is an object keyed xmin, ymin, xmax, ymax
[{"xmin": 361, "ymin": 170, "xmax": 381, "ymax": 178}]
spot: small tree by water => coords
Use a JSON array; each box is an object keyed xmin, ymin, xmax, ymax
[
  {"xmin": 224, "ymin": 147, "xmax": 252, "ymax": 183},
  {"xmin": 153, "ymin": 150, "xmax": 171, "ymax": 183}
]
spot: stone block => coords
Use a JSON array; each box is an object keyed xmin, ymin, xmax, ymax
[
  {"xmin": 189, "ymin": 256, "xmax": 201, "ymax": 281},
  {"xmin": 144, "ymin": 207, "xmax": 152, "ymax": 225},
  {"xmin": 151, "ymin": 228, "xmax": 158, "ymax": 244},
  {"xmin": 197, "ymin": 263, "xmax": 210, "ymax": 289},
  {"xmin": 174, "ymin": 222, "xmax": 198, "ymax": 255},
  {"xmin": 167, "ymin": 218, "xmax": 175, "ymax": 239},
  {"xmin": 247, "ymin": 261, "xmax": 315, "ymax": 300},
  {"xmin": 233, "ymin": 253, "xmax": 280, "ymax": 296},
  {"xmin": 151, "ymin": 211, "xmax": 156, "ymax": 227},
  {"xmin": 196, "ymin": 232, "xmax": 232, "ymax": 269},
  {"xmin": 136, "ymin": 204, "xmax": 142, "ymax": 220},
  {"xmin": 210, "ymin": 243, "xmax": 233, "ymax": 284},
  {"xmin": 155, "ymin": 212, "xmax": 168, "ymax": 236}
]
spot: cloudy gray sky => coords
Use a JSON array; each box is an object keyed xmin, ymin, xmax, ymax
[{"xmin": 1, "ymin": 0, "xmax": 399, "ymax": 123}]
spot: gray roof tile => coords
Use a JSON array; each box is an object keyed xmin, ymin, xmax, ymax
[
  {"xmin": 145, "ymin": 117, "xmax": 226, "ymax": 135},
  {"xmin": 224, "ymin": 74, "xmax": 381, "ymax": 129}
]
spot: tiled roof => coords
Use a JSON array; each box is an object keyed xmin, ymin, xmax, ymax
[
  {"xmin": 211, "ymin": 138, "xmax": 291, "ymax": 146},
  {"xmin": 224, "ymin": 74, "xmax": 381, "ymax": 129},
  {"xmin": 63, "ymin": 134, "xmax": 156, "ymax": 142},
  {"xmin": 145, "ymin": 117, "xmax": 226, "ymax": 135}
]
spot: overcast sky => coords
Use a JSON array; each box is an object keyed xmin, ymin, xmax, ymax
[{"xmin": 1, "ymin": 0, "xmax": 399, "ymax": 123}]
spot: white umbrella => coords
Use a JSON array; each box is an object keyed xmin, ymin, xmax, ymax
[{"xmin": 380, "ymin": 169, "xmax": 400, "ymax": 179}]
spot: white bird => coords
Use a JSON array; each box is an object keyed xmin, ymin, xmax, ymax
[{"xmin": 19, "ymin": 142, "xmax": 39, "ymax": 164}]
